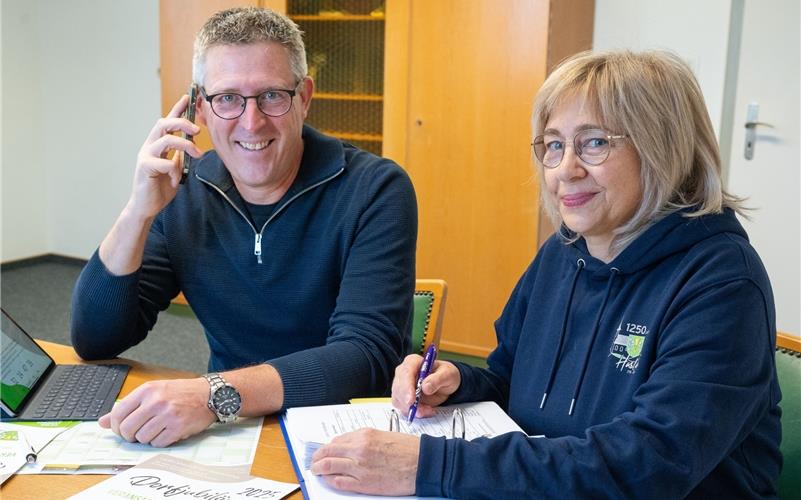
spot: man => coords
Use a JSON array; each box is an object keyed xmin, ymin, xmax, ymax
[{"xmin": 71, "ymin": 7, "xmax": 417, "ymax": 447}]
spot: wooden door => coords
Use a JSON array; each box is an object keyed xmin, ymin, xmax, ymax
[{"xmin": 385, "ymin": 0, "xmax": 593, "ymax": 356}]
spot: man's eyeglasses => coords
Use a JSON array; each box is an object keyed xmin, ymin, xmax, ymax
[
  {"xmin": 200, "ymin": 82, "xmax": 300, "ymax": 120},
  {"xmin": 531, "ymin": 128, "xmax": 628, "ymax": 168}
]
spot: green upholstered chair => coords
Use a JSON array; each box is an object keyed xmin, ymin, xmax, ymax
[
  {"xmin": 776, "ymin": 335, "xmax": 801, "ymax": 498},
  {"xmin": 409, "ymin": 279, "xmax": 448, "ymax": 356}
]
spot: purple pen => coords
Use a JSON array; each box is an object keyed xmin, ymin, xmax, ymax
[{"xmin": 408, "ymin": 344, "xmax": 438, "ymax": 423}]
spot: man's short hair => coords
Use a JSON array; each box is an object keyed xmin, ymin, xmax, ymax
[{"xmin": 193, "ymin": 6, "xmax": 307, "ymax": 86}]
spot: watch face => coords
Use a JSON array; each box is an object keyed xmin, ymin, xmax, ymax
[{"xmin": 212, "ymin": 385, "xmax": 241, "ymax": 416}]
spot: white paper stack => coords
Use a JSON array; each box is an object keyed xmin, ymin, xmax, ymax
[{"xmin": 282, "ymin": 401, "xmax": 525, "ymax": 499}]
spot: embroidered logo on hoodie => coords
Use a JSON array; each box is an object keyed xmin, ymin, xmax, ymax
[{"xmin": 609, "ymin": 322, "xmax": 649, "ymax": 374}]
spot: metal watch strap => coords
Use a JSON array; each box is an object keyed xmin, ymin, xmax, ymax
[
  {"xmin": 203, "ymin": 372, "xmax": 236, "ymax": 423},
  {"xmin": 204, "ymin": 373, "xmax": 226, "ymax": 394}
]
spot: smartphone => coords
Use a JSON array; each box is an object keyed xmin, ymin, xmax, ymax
[{"xmin": 180, "ymin": 84, "xmax": 198, "ymax": 184}]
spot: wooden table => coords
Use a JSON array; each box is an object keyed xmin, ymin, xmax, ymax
[{"xmin": 1, "ymin": 340, "xmax": 302, "ymax": 499}]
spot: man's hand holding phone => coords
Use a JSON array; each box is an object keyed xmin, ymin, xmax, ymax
[
  {"xmin": 128, "ymin": 90, "xmax": 203, "ymax": 222},
  {"xmin": 98, "ymin": 89, "xmax": 203, "ymax": 277}
]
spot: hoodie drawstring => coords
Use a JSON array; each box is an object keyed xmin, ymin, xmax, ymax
[
  {"xmin": 540, "ymin": 258, "xmax": 585, "ymax": 410},
  {"xmin": 568, "ymin": 267, "xmax": 619, "ymax": 415}
]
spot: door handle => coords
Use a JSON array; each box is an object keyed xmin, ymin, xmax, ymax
[
  {"xmin": 745, "ymin": 121, "xmax": 774, "ymax": 129},
  {"xmin": 744, "ymin": 102, "xmax": 773, "ymax": 160}
]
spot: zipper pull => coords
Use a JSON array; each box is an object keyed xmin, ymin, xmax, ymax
[{"xmin": 254, "ymin": 233, "xmax": 263, "ymax": 264}]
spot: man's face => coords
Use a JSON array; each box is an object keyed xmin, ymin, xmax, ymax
[{"xmin": 197, "ymin": 42, "xmax": 313, "ymax": 204}]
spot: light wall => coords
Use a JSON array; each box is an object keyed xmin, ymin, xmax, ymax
[
  {"xmin": 2, "ymin": 1, "xmax": 47, "ymax": 260},
  {"xmin": 593, "ymin": 0, "xmax": 732, "ymax": 136},
  {"xmin": 1, "ymin": 0, "xmax": 160, "ymax": 262}
]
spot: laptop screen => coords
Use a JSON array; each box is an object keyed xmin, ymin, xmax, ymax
[{"xmin": 1, "ymin": 310, "xmax": 54, "ymax": 413}]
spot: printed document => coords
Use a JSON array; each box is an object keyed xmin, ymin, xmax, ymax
[
  {"xmin": 282, "ymin": 401, "xmax": 525, "ymax": 499},
  {"xmin": 0, "ymin": 427, "xmax": 31, "ymax": 484},
  {"xmin": 18, "ymin": 416, "xmax": 263, "ymax": 475},
  {"xmin": 0, "ymin": 421, "xmax": 76, "ymax": 483},
  {"xmin": 68, "ymin": 454, "xmax": 298, "ymax": 499}
]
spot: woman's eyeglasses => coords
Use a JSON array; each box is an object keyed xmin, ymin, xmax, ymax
[{"xmin": 531, "ymin": 128, "xmax": 628, "ymax": 168}]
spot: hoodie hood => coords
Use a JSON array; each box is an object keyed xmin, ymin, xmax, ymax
[{"xmin": 566, "ymin": 208, "xmax": 748, "ymax": 277}]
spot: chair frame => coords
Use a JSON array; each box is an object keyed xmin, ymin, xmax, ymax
[{"xmin": 413, "ymin": 279, "xmax": 448, "ymax": 354}]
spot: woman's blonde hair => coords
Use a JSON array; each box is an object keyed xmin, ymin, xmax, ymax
[{"xmin": 532, "ymin": 50, "xmax": 744, "ymax": 252}]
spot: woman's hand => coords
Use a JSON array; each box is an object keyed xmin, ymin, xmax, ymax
[
  {"xmin": 310, "ymin": 429, "xmax": 420, "ymax": 495},
  {"xmin": 391, "ymin": 354, "xmax": 461, "ymax": 419}
]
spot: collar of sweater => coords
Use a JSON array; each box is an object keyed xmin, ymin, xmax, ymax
[{"xmin": 194, "ymin": 124, "xmax": 347, "ymax": 198}]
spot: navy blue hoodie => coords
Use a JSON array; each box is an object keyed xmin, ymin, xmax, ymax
[{"xmin": 416, "ymin": 209, "xmax": 781, "ymax": 498}]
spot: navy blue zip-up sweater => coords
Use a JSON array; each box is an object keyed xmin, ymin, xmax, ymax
[
  {"xmin": 71, "ymin": 126, "xmax": 417, "ymax": 408},
  {"xmin": 416, "ymin": 209, "xmax": 781, "ymax": 499}
]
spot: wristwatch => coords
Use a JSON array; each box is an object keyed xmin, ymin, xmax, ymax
[{"xmin": 202, "ymin": 373, "xmax": 242, "ymax": 424}]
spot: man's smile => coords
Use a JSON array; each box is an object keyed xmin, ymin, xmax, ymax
[{"xmin": 237, "ymin": 139, "xmax": 274, "ymax": 151}]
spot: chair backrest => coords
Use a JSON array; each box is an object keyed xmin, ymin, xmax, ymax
[
  {"xmin": 409, "ymin": 279, "xmax": 448, "ymax": 356},
  {"xmin": 776, "ymin": 333, "xmax": 801, "ymax": 498}
]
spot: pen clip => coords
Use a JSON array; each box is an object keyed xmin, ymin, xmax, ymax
[
  {"xmin": 451, "ymin": 408, "xmax": 465, "ymax": 439},
  {"xmin": 389, "ymin": 409, "xmax": 400, "ymax": 432}
]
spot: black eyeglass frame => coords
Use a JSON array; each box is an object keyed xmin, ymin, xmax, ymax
[
  {"xmin": 199, "ymin": 81, "xmax": 301, "ymax": 120},
  {"xmin": 531, "ymin": 129, "xmax": 629, "ymax": 168}
]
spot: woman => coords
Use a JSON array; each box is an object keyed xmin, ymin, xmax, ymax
[{"xmin": 310, "ymin": 50, "xmax": 782, "ymax": 498}]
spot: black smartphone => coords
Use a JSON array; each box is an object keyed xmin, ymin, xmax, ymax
[{"xmin": 180, "ymin": 84, "xmax": 198, "ymax": 184}]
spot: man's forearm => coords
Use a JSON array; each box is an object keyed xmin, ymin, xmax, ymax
[
  {"xmin": 221, "ymin": 364, "xmax": 285, "ymax": 416},
  {"xmin": 99, "ymin": 204, "xmax": 156, "ymax": 276}
]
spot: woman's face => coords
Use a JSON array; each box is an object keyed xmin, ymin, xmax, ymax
[{"xmin": 542, "ymin": 96, "xmax": 643, "ymax": 260}]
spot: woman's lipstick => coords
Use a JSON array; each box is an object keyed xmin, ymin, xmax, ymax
[{"xmin": 561, "ymin": 192, "xmax": 596, "ymax": 207}]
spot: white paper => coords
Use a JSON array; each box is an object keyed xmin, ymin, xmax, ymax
[
  {"xmin": 68, "ymin": 454, "xmax": 298, "ymax": 499},
  {"xmin": 0, "ymin": 420, "xmax": 78, "ymax": 483},
  {"xmin": 0, "ymin": 427, "xmax": 31, "ymax": 484},
  {"xmin": 283, "ymin": 401, "xmax": 525, "ymax": 499},
  {"xmin": 287, "ymin": 401, "xmax": 521, "ymax": 444},
  {"xmin": 18, "ymin": 416, "xmax": 263, "ymax": 475},
  {"xmin": 2, "ymin": 420, "xmax": 77, "ymax": 454}
]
